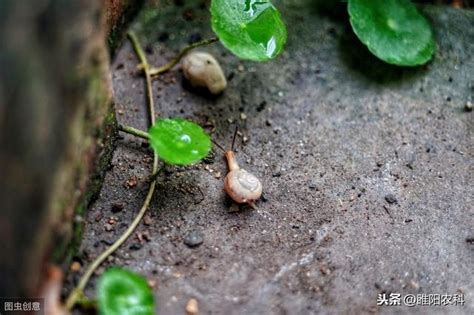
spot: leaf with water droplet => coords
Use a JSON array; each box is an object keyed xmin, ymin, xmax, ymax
[
  {"xmin": 348, "ymin": 0, "xmax": 435, "ymax": 66},
  {"xmin": 98, "ymin": 268, "xmax": 154, "ymax": 315},
  {"xmin": 211, "ymin": 0, "xmax": 287, "ymax": 61},
  {"xmin": 149, "ymin": 118, "xmax": 211, "ymax": 165}
]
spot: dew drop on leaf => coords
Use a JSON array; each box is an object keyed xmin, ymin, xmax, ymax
[
  {"xmin": 211, "ymin": 0, "xmax": 287, "ymax": 61},
  {"xmin": 148, "ymin": 118, "xmax": 211, "ymax": 165}
]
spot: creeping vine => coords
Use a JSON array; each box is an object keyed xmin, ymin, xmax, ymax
[{"xmin": 65, "ymin": 31, "xmax": 217, "ymax": 311}]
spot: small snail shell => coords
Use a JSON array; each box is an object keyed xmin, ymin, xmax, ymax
[
  {"xmin": 224, "ymin": 151, "xmax": 262, "ymax": 207},
  {"xmin": 182, "ymin": 51, "xmax": 227, "ymax": 94}
]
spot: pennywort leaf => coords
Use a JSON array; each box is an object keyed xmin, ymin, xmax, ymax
[
  {"xmin": 148, "ymin": 118, "xmax": 211, "ymax": 165},
  {"xmin": 211, "ymin": 0, "xmax": 287, "ymax": 61},
  {"xmin": 348, "ymin": 0, "xmax": 435, "ymax": 66},
  {"xmin": 98, "ymin": 268, "xmax": 154, "ymax": 315}
]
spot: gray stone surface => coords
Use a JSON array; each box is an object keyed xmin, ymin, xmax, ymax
[{"xmin": 67, "ymin": 1, "xmax": 473, "ymax": 314}]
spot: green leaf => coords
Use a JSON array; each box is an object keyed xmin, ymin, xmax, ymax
[
  {"xmin": 148, "ymin": 118, "xmax": 211, "ymax": 165},
  {"xmin": 348, "ymin": 0, "xmax": 435, "ymax": 66},
  {"xmin": 98, "ymin": 268, "xmax": 154, "ymax": 315},
  {"xmin": 211, "ymin": 0, "xmax": 287, "ymax": 61}
]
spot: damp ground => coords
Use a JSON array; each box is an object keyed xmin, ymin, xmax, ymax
[{"xmin": 65, "ymin": 1, "xmax": 473, "ymax": 314}]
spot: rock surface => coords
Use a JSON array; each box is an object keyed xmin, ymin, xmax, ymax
[
  {"xmin": 0, "ymin": 0, "xmax": 116, "ymax": 297},
  {"xmin": 70, "ymin": 1, "xmax": 473, "ymax": 314}
]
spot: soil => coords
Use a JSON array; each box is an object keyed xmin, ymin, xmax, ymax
[{"xmin": 65, "ymin": 1, "xmax": 473, "ymax": 314}]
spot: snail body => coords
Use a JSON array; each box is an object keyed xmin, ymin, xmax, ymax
[{"xmin": 224, "ymin": 151, "xmax": 262, "ymax": 208}]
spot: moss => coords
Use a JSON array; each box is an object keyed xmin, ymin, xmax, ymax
[
  {"xmin": 52, "ymin": 105, "xmax": 117, "ymax": 264},
  {"xmin": 51, "ymin": 51, "xmax": 118, "ymax": 264}
]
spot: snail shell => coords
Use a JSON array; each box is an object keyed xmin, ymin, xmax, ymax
[
  {"xmin": 182, "ymin": 51, "xmax": 227, "ymax": 94},
  {"xmin": 224, "ymin": 169, "xmax": 262, "ymax": 204}
]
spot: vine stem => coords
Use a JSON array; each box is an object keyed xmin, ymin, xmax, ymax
[
  {"xmin": 128, "ymin": 31, "xmax": 156, "ymax": 125},
  {"xmin": 65, "ymin": 31, "xmax": 159, "ymax": 311},
  {"xmin": 149, "ymin": 37, "xmax": 218, "ymax": 76},
  {"xmin": 118, "ymin": 124, "xmax": 149, "ymax": 140}
]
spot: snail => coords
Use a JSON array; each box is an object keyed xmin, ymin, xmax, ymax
[
  {"xmin": 213, "ymin": 127, "xmax": 262, "ymax": 209},
  {"xmin": 182, "ymin": 51, "xmax": 227, "ymax": 95}
]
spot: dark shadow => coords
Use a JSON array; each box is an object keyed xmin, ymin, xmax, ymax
[
  {"xmin": 311, "ymin": 0, "xmax": 349, "ymax": 22},
  {"xmin": 181, "ymin": 73, "xmax": 225, "ymax": 100},
  {"xmin": 337, "ymin": 24, "xmax": 430, "ymax": 85},
  {"xmin": 311, "ymin": 0, "xmax": 430, "ymax": 85}
]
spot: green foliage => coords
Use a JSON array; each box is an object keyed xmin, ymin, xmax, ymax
[
  {"xmin": 348, "ymin": 0, "xmax": 435, "ymax": 66},
  {"xmin": 98, "ymin": 268, "xmax": 154, "ymax": 315},
  {"xmin": 148, "ymin": 118, "xmax": 211, "ymax": 165},
  {"xmin": 211, "ymin": 0, "xmax": 287, "ymax": 61}
]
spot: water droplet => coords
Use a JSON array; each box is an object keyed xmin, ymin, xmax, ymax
[
  {"xmin": 265, "ymin": 36, "xmax": 276, "ymax": 58},
  {"xmin": 387, "ymin": 18, "xmax": 398, "ymax": 31},
  {"xmin": 245, "ymin": 5, "xmax": 282, "ymax": 58},
  {"xmin": 244, "ymin": 0, "xmax": 271, "ymax": 17},
  {"xmin": 180, "ymin": 134, "xmax": 191, "ymax": 144}
]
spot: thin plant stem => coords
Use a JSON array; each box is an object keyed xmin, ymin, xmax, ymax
[
  {"xmin": 127, "ymin": 31, "xmax": 156, "ymax": 125},
  {"xmin": 65, "ymin": 159, "xmax": 158, "ymax": 310},
  {"xmin": 118, "ymin": 124, "xmax": 149, "ymax": 140},
  {"xmin": 65, "ymin": 31, "xmax": 160, "ymax": 311},
  {"xmin": 149, "ymin": 37, "xmax": 218, "ymax": 76}
]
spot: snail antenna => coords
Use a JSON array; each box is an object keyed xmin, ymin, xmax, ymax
[
  {"xmin": 231, "ymin": 125, "xmax": 239, "ymax": 151},
  {"xmin": 211, "ymin": 138, "xmax": 226, "ymax": 152}
]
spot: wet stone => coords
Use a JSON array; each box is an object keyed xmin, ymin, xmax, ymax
[
  {"xmin": 308, "ymin": 180, "xmax": 318, "ymax": 190},
  {"xmin": 129, "ymin": 243, "xmax": 142, "ymax": 251},
  {"xmin": 184, "ymin": 230, "xmax": 204, "ymax": 248},
  {"xmin": 385, "ymin": 194, "xmax": 398, "ymax": 204},
  {"xmin": 465, "ymin": 100, "xmax": 473, "ymax": 112}
]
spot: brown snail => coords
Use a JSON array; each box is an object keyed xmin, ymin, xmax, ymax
[{"xmin": 214, "ymin": 127, "xmax": 262, "ymax": 209}]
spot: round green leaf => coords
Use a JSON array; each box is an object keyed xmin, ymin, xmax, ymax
[
  {"xmin": 348, "ymin": 0, "xmax": 435, "ymax": 66},
  {"xmin": 98, "ymin": 268, "xmax": 154, "ymax": 315},
  {"xmin": 148, "ymin": 118, "xmax": 211, "ymax": 165},
  {"xmin": 211, "ymin": 0, "xmax": 287, "ymax": 61}
]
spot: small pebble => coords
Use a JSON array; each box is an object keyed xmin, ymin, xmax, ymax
[
  {"xmin": 385, "ymin": 194, "xmax": 397, "ymax": 204},
  {"xmin": 184, "ymin": 230, "xmax": 204, "ymax": 248},
  {"xmin": 308, "ymin": 180, "xmax": 318, "ymax": 190},
  {"xmin": 95, "ymin": 213, "xmax": 103, "ymax": 222},
  {"xmin": 228, "ymin": 204, "xmax": 240, "ymax": 213},
  {"xmin": 137, "ymin": 231, "xmax": 151, "ymax": 242},
  {"xmin": 182, "ymin": 52, "xmax": 227, "ymax": 94},
  {"xmin": 319, "ymin": 264, "xmax": 331, "ymax": 276},
  {"xmin": 143, "ymin": 215, "xmax": 153, "ymax": 226},
  {"xmin": 70, "ymin": 261, "xmax": 81, "ymax": 272},
  {"xmin": 125, "ymin": 176, "xmax": 138, "ymax": 188},
  {"xmin": 465, "ymin": 100, "xmax": 473, "ymax": 112},
  {"xmin": 272, "ymin": 167, "xmax": 283, "ymax": 177},
  {"xmin": 240, "ymin": 113, "xmax": 247, "ymax": 120},
  {"xmin": 409, "ymin": 280, "xmax": 420, "ymax": 290},
  {"xmin": 147, "ymin": 279, "xmax": 157, "ymax": 288},
  {"xmin": 186, "ymin": 298, "xmax": 199, "ymax": 315},
  {"xmin": 129, "ymin": 243, "xmax": 142, "ymax": 251}
]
